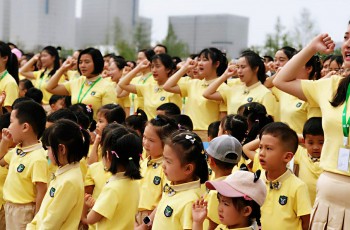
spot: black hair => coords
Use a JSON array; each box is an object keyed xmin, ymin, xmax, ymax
[
  {"xmin": 208, "ymin": 121, "xmax": 220, "ymax": 139},
  {"xmin": 240, "ymin": 50, "xmax": 266, "ymax": 84},
  {"xmin": 127, "ymin": 60, "xmax": 136, "ymax": 69},
  {"xmin": 100, "ymin": 123, "xmax": 124, "ymax": 145},
  {"xmin": 259, "ymin": 122, "xmax": 299, "ymax": 154},
  {"xmin": 12, "ymin": 97, "xmax": 34, "ymax": 108},
  {"xmin": 148, "ymin": 115, "xmax": 179, "ymax": 146},
  {"xmin": 0, "ymin": 113, "xmax": 10, "ymax": 131},
  {"xmin": 110, "ymin": 55, "xmax": 127, "ymax": 70},
  {"xmin": 329, "ymin": 55, "xmax": 344, "ymax": 71},
  {"xmin": 166, "ymin": 130, "xmax": 209, "ymax": 184},
  {"xmin": 103, "ymin": 53, "xmax": 114, "ymax": 59},
  {"xmin": 330, "ymin": 76, "xmax": 350, "ymax": 107},
  {"xmin": 13, "ymin": 100, "xmax": 46, "ymax": 138},
  {"xmin": 212, "ymin": 158, "xmax": 237, "ymax": 171},
  {"xmin": 174, "ymin": 114, "xmax": 193, "ymax": 131},
  {"xmin": 49, "ymin": 95, "xmax": 65, "ymax": 106},
  {"xmin": 102, "ymin": 126, "xmax": 142, "ymax": 179},
  {"xmin": 151, "ymin": 53, "xmax": 175, "ymax": 77},
  {"xmin": 198, "ymin": 47, "xmax": 228, "ymax": 76},
  {"xmin": 0, "ymin": 41, "xmax": 19, "ymax": 84},
  {"xmin": 125, "ymin": 108, "xmax": 148, "ymax": 137},
  {"xmin": 97, "ymin": 104, "xmax": 126, "ymax": 124},
  {"xmin": 156, "ymin": 102, "xmax": 181, "ymax": 117},
  {"xmin": 139, "ymin": 49, "xmax": 155, "ymax": 62},
  {"xmin": 7, "ymin": 42, "xmax": 17, "ymax": 49},
  {"xmin": 47, "ymin": 108, "xmax": 78, "ymax": 123},
  {"xmin": 263, "ymin": 55, "xmax": 274, "ymax": 63},
  {"xmin": 154, "ymin": 44, "xmax": 168, "ymax": 53},
  {"xmin": 302, "ymin": 117, "xmax": 324, "ymax": 138},
  {"xmin": 305, "ymin": 55, "xmax": 322, "ymax": 80},
  {"xmin": 279, "ymin": 46, "xmax": 297, "ymax": 60},
  {"xmin": 221, "ymin": 114, "xmax": 248, "ymax": 143},
  {"xmin": 43, "ymin": 119, "xmax": 90, "ymax": 166},
  {"xmin": 19, "ymin": 79, "xmax": 34, "ymax": 90},
  {"xmin": 69, "ymin": 103, "xmax": 94, "ymax": 130},
  {"xmin": 39, "ymin": 46, "xmax": 60, "ymax": 79},
  {"xmin": 172, "ymin": 56, "xmax": 182, "ymax": 66},
  {"xmin": 77, "ymin": 48, "xmax": 104, "ymax": 75},
  {"xmin": 25, "ymin": 88, "xmax": 43, "ymax": 104}
]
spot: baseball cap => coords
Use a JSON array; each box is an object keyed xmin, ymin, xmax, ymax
[
  {"xmin": 205, "ymin": 170, "xmax": 266, "ymax": 206},
  {"xmin": 206, "ymin": 134, "xmax": 242, "ymax": 164}
]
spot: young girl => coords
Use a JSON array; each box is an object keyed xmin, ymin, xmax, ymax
[
  {"xmin": 150, "ymin": 130, "xmax": 209, "ymax": 230},
  {"xmin": 125, "ymin": 108, "xmax": 148, "ymax": 137},
  {"xmin": 218, "ymin": 114, "xmax": 248, "ymax": 143},
  {"xmin": 136, "ymin": 115, "xmax": 178, "ymax": 226},
  {"xmin": 27, "ymin": 119, "xmax": 90, "ymax": 229},
  {"xmin": 192, "ymin": 170, "xmax": 266, "ymax": 230},
  {"xmin": 85, "ymin": 126, "xmax": 142, "ymax": 229}
]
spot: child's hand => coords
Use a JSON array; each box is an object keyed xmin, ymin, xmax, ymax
[
  {"xmin": 0, "ymin": 91, "xmax": 6, "ymax": 106},
  {"xmin": 1, "ymin": 128, "xmax": 13, "ymax": 144},
  {"xmin": 94, "ymin": 134, "xmax": 101, "ymax": 145},
  {"xmin": 84, "ymin": 193, "xmax": 95, "ymax": 209},
  {"xmin": 192, "ymin": 197, "xmax": 208, "ymax": 224}
]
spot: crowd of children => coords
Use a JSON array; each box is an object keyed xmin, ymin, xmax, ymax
[{"xmin": 0, "ymin": 20, "xmax": 349, "ymax": 230}]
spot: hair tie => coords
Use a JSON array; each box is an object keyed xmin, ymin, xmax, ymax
[
  {"xmin": 128, "ymin": 157, "xmax": 133, "ymax": 161},
  {"xmin": 185, "ymin": 134, "xmax": 195, "ymax": 144},
  {"xmin": 254, "ymin": 170, "xmax": 261, "ymax": 182},
  {"xmin": 154, "ymin": 115, "xmax": 160, "ymax": 121},
  {"xmin": 111, "ymin": 151, "xmax": 119, "ymax": 158},
  {"xmin": 86, "ymin": 105, "xmax": 92, "ymax": 113}
]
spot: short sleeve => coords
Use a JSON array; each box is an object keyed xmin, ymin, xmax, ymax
[
  {"xmin": 217, "ymin": 84, "xmax": 230, "ymax": 104},
  {"xmin": 62, "ymin": 81, "xmax": 72, "ymax": 95},
  {"xmin": 3, "ymin": 150, "xmax": 14, "ymax": 164},
  {"xmin": 178, "ymin": 80, "xmax": 189, "ymax": 97},
  {"xmin": 206, "ymin": 191, "xmax": 220, "ymax": 224},
  {"xmin": 136, "ymin": 84, "xmax": 145, "ymax": 97},
  {"xmin": 93, "ymin": 185, "xmax": 118, "ymax": 220},
  {"xmin": 261, "ymin": 91, "xmax": 278, "ymax": 118},
  {"xmin": 307, "ymin": 106, "xmax": 321, "ymax": 118},
  {"xmin": 3, "ymin": 80, "xmax": 18, "ymax": 107},
  {"xmin": 32, "ymin": 71, "xmax": 41, "ymax": 80},
  {"xmin": 84, "ymin": 167, "xmax": 94, "ymax": 186},
  {"xmin": 31, "ymin": 158, "xmax": 49, "ymax": 183},
  {"xmin": 180, "ymin": 202, "xmax": 194, "ymax": 229},
  {"xmin": 301, "ymin": 79, "xmax": 321, "ymax": 107},
  {"xmin": 294, "ymin": 182, "xmax": 312, "ymax": 217}
]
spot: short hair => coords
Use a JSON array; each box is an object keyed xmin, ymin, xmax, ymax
[
  {"xmin": 154, "ymin": 44, "xmax": 168, "ymax": 53},
  {"xmin": 263, "ymin": 55, "xmax": 273, "ymax": 63},
  {"xmin": 25, "ymin": 88, "xmax": 43, "ymax": 104},
  {"xmin": 19, "ymin": 79, "xmax": 34, "ymax": 90},
  {"xmin": 156, "ymin": 102, "xmax": 181, "ymax": 117},
  {"xmin": 139, "ymin": 48, "xmax": 155, "ymax": 62},
  {"xmin": 208, "ymin": 121, "xmax": 220, "ymax": 139},
  {"xmin": 152, "ymin": 53, "xmax": 175, "ymax": 76},
  {"xmin": 12, "ymin": 97, "xmax": 34, "ymax": 108},
  {"xmin": 303, "ymin": 117, "xmax": 324, "ymax": 138},
  {"xmin": 13, "ymin": 101, "xmax": 46, "ymax": 138},
  {"xmin": 47, "ymin": 108, "xmax": 78, "ymax": 123},
  {"xmin": 49, "ymin": 95, "xmax": 65, "ymax": 105},
  {"xmin": 212, "ymin": 158, "xmax": 236, "ymax": 171},
  {"xmin": 221, "ymin": 114, "xmax": 248, "ymax": 143},
  {"xmin": 0, "ymin": 113, "xmax": 10, "ymax": 131},
  {"xmin": 174, "ymin": 114, "xmax": 193, "ymax": 131},
  {"xmin": 97, "ymin": 104, "xmax": 126, "ymax": 124},
  {"xmin": 259, "ymin": 122, "xmax": 299, "ymax": 154},
  {"xmin": 148, "ymin": 115, "xmax": 179, "ymax": 146},
  {"xmin": 78, "ymin": 48, "xmax": 104, "ymax": 75},
  {"xmin": 125, "ymin": 109, "xmax": 148, "ymax": 136}
]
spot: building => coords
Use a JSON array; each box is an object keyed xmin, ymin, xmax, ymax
[
  {"xmin": 0, "ymin": 0, "xmax": 10, "ymax": 42},
  {"xmin": 169, "ymin": 14, "xmax": 249, "ymax": 58}
]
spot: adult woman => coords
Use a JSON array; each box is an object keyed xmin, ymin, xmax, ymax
[
  {"xmin": 20, "ymin": 46, "xmax": 62, "ymax": 105},
  {"xmin": 119, "ymin": 53, "xmax": 181, "ymax": 119},
  {"xmin": 273, "ymin": 24, "xmax": 350, "ymax": 228},
  {"xmin": 203, "ymin": 50, "xmax": 277, "ymax": 119},
  {"xmin": 46, "ymin": 48, "xmax": 116, "ymax": 119},
  {"xmin": 0, "ymin": 42, "xmax": 19, "ymax": 112}
]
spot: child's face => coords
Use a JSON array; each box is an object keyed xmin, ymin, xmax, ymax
[
  {"xmin": 142, "ymin": 124, "xmax": 163, "ymax": 159},
  {"xmin": 217, "ymin": 194, "xmax": 249, "ymax": 228},
  {"xmin": 259, "ymin": 134, "xmax": 291, "ymax": 171},
  {"xmin": 96, "ymin": 112, "xmax": 108, "ymax": 135},
  {"xmin": 304, "ymin": 134, "xmax": 324, "ymax": 158},
  {"xmin": 51, "ymin": 98, "xmax": 65, "ymax": 112},
  {"xmin": 8, "ymin": 110, "xmax": 23, "ymax": 143},
  {"xmin": 162, "ymin": 144, "xmax": 189, "ymax": 184},
  {"xmin": 47, "ymin": 146, "xmax": 57, "ymax": 165}
]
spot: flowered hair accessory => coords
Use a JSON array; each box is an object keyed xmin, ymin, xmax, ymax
[
  {"xmin": 185, "ymin": 134, "xmax": 195, "ymax": 144},
  {"xmin": 111, "ymin": 151, "xmax": 119, "ymax": 158}
]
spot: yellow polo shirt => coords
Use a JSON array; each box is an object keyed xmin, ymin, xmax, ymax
[
  {"xmin": 93, "ymin": 172, "xmax": 140, "ymax": 230},
  {"xmin": 207, "ymin": 176, "xmax": 227, "ymax": 225},
  {"xmin": 66, "ymin": 70, "xmax": 80, "ymax": 81},
  {"xmin": 152, "ymin": 180, "xmax": 203, "ymax": 230},
  {"xmin": 261, "ymin": 170, "xmax": 311, "ymax": 230},
  {"xmin": 27, "ymin": 163, "xmax": 84, "ymax": 229},
  {"xmin": 33, "ymin": 70, "xmax": 65, "ymax": 105},
  {"xmin": 179, "ymin": 78, "xmax": 226, "ymax": 130},
  {"xmin": 63, "ymin": 76, "xmax": 116, "ymax": 119},
  {"xmin": 85, "ymin": 161, "xmax": 111, "ymax": 199},
  {"xmin": 0, "ymin": 70, "xmax": 18, "ymax": 107},
  {"xmin": 0, "ymin": 150, "xmax": 12, "ymax": 208},
  {"xmin": 215, "ymin": 224, "xmax": 255, "ymax": 230},
  {"xmin": 111, "ymin": 81, "xmax": 130, "ymax": 109},
  {"xmin": 294, "ymin": 147, "xmax": 323, "ymax": 204},
  {"xmin": 3, "ymin": 142, "xmax": 48, "ymax": 204},
  {"xmin": 219, "ymin": 81, "xmax": 277, "ymax": 119},
  {"xmin": 138, "ymin": 156, "xmax": 167, "ymax": 211},
  {"xmin": 129, "ymin": 73, "xmax": 154, "ymax": 112},
  {"xmin": 136, "ymin": 83, "xmax": 182, "ymax": 120},
  {"xmin": 301, "ymin": 75, "xmax": 350, "ymax": 176}
]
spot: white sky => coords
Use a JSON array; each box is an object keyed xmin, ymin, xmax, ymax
[{"xmin": 139, "ymin": 0, "xmax": 349, "ymax": 47}]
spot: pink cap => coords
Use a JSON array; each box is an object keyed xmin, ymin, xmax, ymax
[{"xmin": 11, "ymin": 48, "xmax": 22, "ymax": 60}]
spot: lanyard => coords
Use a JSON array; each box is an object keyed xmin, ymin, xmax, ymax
[
  {"xmin": 77, "ymin": 77, "xmax": 102, "ymax": 103},
  {"xmin": 0, "ymin": 70, "xmax": 8, "ymax": 81},
  {"xmin": 342, "ymin": 83, "xmax": 350, "ymax": 139},
  {"xmin": 131, "ymin": 73, "xmax": 152, "ymax": 102}
]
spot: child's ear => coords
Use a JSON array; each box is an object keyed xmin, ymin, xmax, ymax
[
  {"xmin": 184, "ymin": 163, "xmax": 194, "ymax": 175},
  {"xmin": 284, "ymin": 152, "xmax": 294, "ymax": 163},
  {"xmin": 22, "ymin": 122, "xmax": 30, "ymax": 132},
  {"xmin": 58, "ymin": 144, "xmax": 66, "ymax": 155},
  {"xmin": 207, "ymin": 156, "xmax": 215, "ymax": 167},
  {"xmin": 242, "ymin": 206, "xmax": 252, "ymax": 217}
]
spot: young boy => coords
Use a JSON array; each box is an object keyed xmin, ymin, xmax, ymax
[
  {"xmin": 259, "ymin": 122, "xmax": 311, "ymax": 230},
  {"xmin": 205, "ymin": 134, "xmax": 242, "ymax": 230},
  {"xmin": 0, "ymin": 100, "xmax": 48, "ymax": 229},
  {"xmin": 48, "ymin": 95, "xmax": 66, "ymax": 114},
  {"xmin": 294, "ymin": 117, "xmax": 324, "ymax": 205}
]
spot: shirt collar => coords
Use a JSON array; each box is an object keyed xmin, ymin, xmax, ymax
[
  {"xmin": 307, "ymin": 153, "xmax": 320, "ymax": 163},
  {"xmin": 147, "ymin": 156, "xmax": 163, "ymax": 168},
  {"xmin": 163, "ymin": 179, "xmax": 200, "ymax": 196},
  {"xmin": 54, "ymin": 162, "xmax": 80, "ymax": 177},
  {"xmin": 15, "ymin": 142, "xmax": 43, "ymax": 157},
  {"xmin": 201, "ymin": 78, "xmax": 216, "ymax": 87},
  {"xmin": 243, "ymin": 81, "xmax": 261, "ymax": 94},
  {"xmin": 264, "ymin": 169, "xmax": 292, "ymax": 190},
  {"xmin": 108, "ymin": 171, "xmax": 127, "ymax": 182}
]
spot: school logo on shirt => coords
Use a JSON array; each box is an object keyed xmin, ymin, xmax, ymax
[
  {"xmin": 164, "ymin": 205, "xmax": 173, "ymax": 217},
  {"xmin": 247, "ymin": 97, "xmax": 253, "ymax": 102},
  {"xmin": 160, "ymin": 96, "xmax": 165, "ymax": 101},
  {"xmin": 296, "ymin": 102, "xmax": 302, "ymax": 108},
  {"xmin": 50, "ymin": 187, "xmax": 56, "ymax": 197},
  {"xmin": 91, "ymin": 91, "xmax": 96, "ymax": 96},
  {"xmin": 153, "ymin": 176, "xmax": 161, "ymax": 185},
  {"xmin": 279, "ymin": 195, "xmax": 288, "ymax": 205},
  {"xmin": 17, "ymin": 164, "xmax": 25, "ymax": 173},
  {"xmin": 208, "ymin": 168, "xmax": 212, "ymax": 175}
]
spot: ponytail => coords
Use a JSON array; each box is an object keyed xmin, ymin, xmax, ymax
[
  {"xmin": 330, "ymin": 76, "xmax": 350, "ymax": 107},
  {"xmin": 0, "ymin": 41, "xmax": 19, "ymax": 84}
]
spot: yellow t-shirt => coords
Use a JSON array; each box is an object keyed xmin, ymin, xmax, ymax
[
  {"xmin": 33, "ymin": 69, "xmax": 65, "ymax": 105},
  {"xmin": 136, "ymin": 83, "xmax": 182, "ymax": 120},
  {"xmin": 179, "ymin": 78, "xmax": 226, "ymax": 130},
  {"xmin": 215, "ymin": 224, "xmax": 255, "ymax": 230},
  {"xmin": 111, "ymin": 81, "xmax": 130, "ymax": 109},
  {"xmin": 129, "ymin": 73, "xmax": 154, "ymax": 112},
  {"xmin": 66, "ymin": 70, "xmax": 80, "ymax": 81},
  {"xmin": 3, "ymin": 143, "xmax": 48, "ymax": 204},
  {"xmin": 63, "ymin": 76, "xmax": 116, "ymax": 119},
  {"xmin": 93, "ymin": 172, "xmax": 140, "ymax": 230},
  {"xmin": 261, "ymin": 170, "xmax": 311, "ymax": 230},
  {"xmin": 0, "ymin": 70, "xmax": 18, "ymax": 107},
  {"xmin": 301, "ymin": 75, "xmax": 350, "ymax": 176},
  {"xmin": 138, "ymin": 156, "xmax": 167, "ymax": 211},
  {"xmin": 294, "ymin": 147, "xmax": 323, "ymax": 204},
  {"xmin": 152, "ymin": 180, "xmax": 203, "ymax": 230},
  {"xmin": 219, "ymin": 81, "xmax": 277, "ymax": 119},
  {"xmin": 252, "ymin": 151, "xmax": 263, "ymax": 173},
  {"xmin": 206, "ymin": 176, "xmax": 227, "ymax": 225},
  {"xmin": 27, "ymin": 163, "xmax": 84, "ymax": 229},
  {"xmin": 272, "ymin": 87, "xmax": 321, "ymax": 134},
  {"xmin": 84, "ymin": 161, "xmax": 111, "ymax": 199}
]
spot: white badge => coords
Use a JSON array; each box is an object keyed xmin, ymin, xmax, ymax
[
  {"xmin": 129, "ymin": 105, "xmax": 134, "ymax": 115},
  {"xmin": 338, "ymin": 147, "xmax": 350, "ymax": 172}
]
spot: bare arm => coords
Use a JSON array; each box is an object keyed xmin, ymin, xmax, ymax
[
  {"xmin": 87, "ymin": 135, "xmax": 101, "ymax": 165},
  {"xmin": 300, "ymin": 214, "xmax": 310, "ymax": 230},
  {"xmin": 118, "ymin": 60, "xmax": 150, "ymax": 94},
  {"xmin": 0, "ymin": 128, "xmax": 13, "ymax": 160},
  {"xmin": 35, "ymin": 182, "xmax": 47, "ymax": 214},
  {"xmin": 46, "ymin": 58, "xmax": 73, "ymax": 96},
  {"xmin": 273, "ymin": 33, "xmax": 335, "ymax": 101},
  {"xmin": 19, "ymin": 54, "xmax": 40, "ymax": 80},
  {"xmin": 242, "ymin": 139, "xmax": 260, "ymax": 161}
]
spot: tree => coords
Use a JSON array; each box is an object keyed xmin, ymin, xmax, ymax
[
  {"xmin": 114, "ymin": 17, "xmax": 136, "ymax": 60},
  {"xmin": 161, "ymin": 22, "xmax": 189, "ymax": 58},
  {"xmin": 133, "ymin": 21, "xmax": 151, "ymax": 51}
]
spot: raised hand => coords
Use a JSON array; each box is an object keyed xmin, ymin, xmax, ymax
[
  {"xmin": 192, "ymin": 197, "xmax": 208, "ymax": 224},
  {"xmin": 137, "ymin": 59, "xmax": 151, "ymax": 70},
  {"xmin": 310, "ymin": 33, "xmax": 335, "ymax": 54},
  {"xmin": 61, "ymin": 57, "xmax": 75, "ymax": 71},
  {"xmin": 222, "ymin": 63, "xmax": 238, "ymax": 79},
  {"xmin": 0, "ymin": 91, "xmax": 6, "ymax": 107},
  {"xmin": 1, "ymin": 128, "xmax": 13, "ymax": 144}
]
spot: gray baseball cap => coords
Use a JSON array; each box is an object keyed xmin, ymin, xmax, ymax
[{"xmin": 206, "ymin": 134, "xmax": 242, "ymax": 164}]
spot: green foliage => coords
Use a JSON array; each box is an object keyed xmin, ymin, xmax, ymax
[
  {"xmin": 133, "ymin": 21, "xmax": 151, "ymax": 51},
  {"xmin": 161, "ymin": 23, "xmax": 189, "ymax": 58},
  {"xmin": 116, "ymin": 40, "xmax": 136, "ymax": 61}
]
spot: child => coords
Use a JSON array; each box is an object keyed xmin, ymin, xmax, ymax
[
  {"xmin": 192, "ymin": 170, "xmax": 267, "ymax": 230},
  {"xmin": 85, "ymin": 126, "xmax": 142, "ymax": 229},
  {"xmin": 207, "ymin": 121, "xmax": 220, "ymax": 142},
  {"xmin": 0, "ymin": 101, "xmax": 48, "ymax": 228},
  {"xmin": 25, "ymin": 87, "xmax": 43, "ymax": 104},
  {"xmin": 18, "ymin": 79, "xmax": 34, "ymax": 98},
  {"xmin": 125, "ymin": 108, "xmax": 148, "ymax": 137},
  {"xmin": 218, "ymin": 114, "xmax": 248, "ymax": 143},
  {"xmin": 205, "ymin": 135, "xmax": 243, "ymax": 229},
  {"xmin": 136, "ymin": 115, "xmax": 178, "ymax": 226},
  {"xmin": 27, "ymin": 119, "xmax": 90, "ymax": 228},
  {"xmin": 48, "ymin": 95, "xmax": 65, "ymax": 113},
  {"xmin": 151, "ymin": 131, "xmax": 209, "ymax": 229},
  {"xmin": 294, "ymin": 117, "xmax": 324, "ymax": 205},
  {"xmin": 259, "ymin": 122, "xmax": 311, "ymax": 230}
]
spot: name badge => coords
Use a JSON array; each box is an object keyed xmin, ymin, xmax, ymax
[{"xmin": 338, "ymin": 147, "xmax": 350, "ymax": 172}]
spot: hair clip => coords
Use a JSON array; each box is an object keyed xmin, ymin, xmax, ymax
[
  {"xmin": 137, "ymin": 113, "xmax": 141, "ymax": 116},
  {"xmin": 128, "ymin": 157, "xmax": 133, "ymax": 161},
  {"xmin": 86, "ymin": 105, "xmax": 92, "ymax": 113},
  {"xmin": 201, "ymin": 150, "xmax": 205, "ymax": 155},
  {"xmin": 185, "ymin": 134, "xmax": 195, "ymax": 144},
  {"xmin": 154, "ymin": 115, "xmax": 160, "ymax": 121},
  {"xmin": 111, "ymin": 151, "xmax": 119, "ymax": 158},
  {"xmin": 239, "ymin": 163, "xmax": 248, "ymax": 171},
  {"xmin": 254, "ymin": 170, "xmax": 261, "ymax": 182}
]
